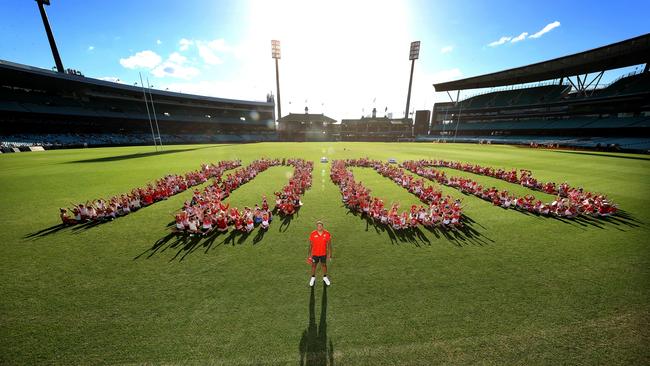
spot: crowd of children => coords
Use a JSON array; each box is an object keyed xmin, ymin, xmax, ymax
[
  {"xmin": 401, "ymin": 160, "xmax": 618, "ymax": 218},
  {"xmin": 273, "ymin": 159, "xmax": 313, "ymax": 216},
  {"xmin": 59, "ymin": 160, "xmax": 241, "ymax": 224},
  {"xmin": 331, "ymin": 158, "xmax": 463, "ymax": 229},
  {"xmin": 59, "ymin": 156, "xmax": 615, "ymax": 229},
  {"xmin": 427, "ymin": 159, "xmax": 519, "ymax": 183},
  {"xmin": 172, "ymin": 158, "xmax": 313, "ymax": 235}
]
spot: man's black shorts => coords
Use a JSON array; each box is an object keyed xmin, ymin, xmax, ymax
[{"xmin": 312, "ymin": 255, "xmax": 327, "ymax": 263}]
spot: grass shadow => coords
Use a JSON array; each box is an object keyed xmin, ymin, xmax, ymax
[
  {"xmin": 23, "ymin": 223, "xmax": 71, "ymax": 239},
  {"xmin": 345, "ymin": 208, "xmax": 491, "ymax": 247},
  {"xmin": 67, "ymin": 145, "xmax": 234, "ymax": 164},
  {"xmin": 299, "ymin": 286, "xmax": 334, "ymax": 366},
  {"xmin": 279, "ymin": 208, "xmax": 300, "ymax": 232},
  {"xmin": 135, "ymin": 225, "xmax": 278, "ymax": 261},
  {"xmin": 543, "ymin": 208, "xmax": 642, "ymax": 232},
  {"xmin": 133, "ymin": 231, "xmax": 215, "ymax": 261},
  {"xmin": 548, "ymin": 150, "xmax": 650, "ymax": 161},
  {"xmin": 24, "ymin": 219, "xmax": 113, "ymax": 240},
  {"xmin": 253, "ymin": 228, "xmax": 267, "ymax": 244}
]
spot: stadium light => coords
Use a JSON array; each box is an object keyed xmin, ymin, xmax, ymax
[
  {"xmin": 35, "ymin": 0, "xmax": 64, "ymax": 73},
  {"xmin": 271, "ymin": 40, "xmax": 282, "ymax": 121},
  {"xmin": 271, "ymin": 40, "xmax": 281, "ymax": 59},
  {"xmin": 409, "ymin": 41, "xmax": 420, "ymax": 60},
  {"xmin": 404, "ymin": 41, "xmax": 420, "ymax": 121}
]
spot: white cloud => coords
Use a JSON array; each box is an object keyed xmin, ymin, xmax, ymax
[
  {"xmin": 168, "ymin": 52, "xmax": 186, "ymax": 64},
  {"xmin": 179, "ymin": 38, "xmax": 193, "ymax": 51},
  {"xmin": 529, "ymin": 21, "xmax": 561, "ymax": 39},
  {"xmin": 196, "ymin": 39, "xmax": 230, "ymax": 65},
  {"xmin": 119, "ymin": 50, "xmax": 162, "ymax": 69},
  {"xmin": 197, "ymin": 45, "xmax": 222, "ymax": 65},
  {"xmin": 440, "ymin": 45, "xmax": 453, "ymax": 54},
  {"xmin": 487, "ymin": 21, "xmax": 560, "ymax": 47},
  {"xmin": 119, "ymin": 49, "xmax": 199, "ymax": 80},
  {"xmin": 510, "ymin": 32, "xmax": 528, "ymax": 43},
  {"xmin": 488, "ymin": 36, "xmax": 512, "ymax": 47},
  {"xmin": 156, "ymin": 39, "xmax": 162, "ymax": 45},
  {"xmin": 205, "ymin": 39, "xmax": 230, "ymax": 52},
  {"xmin": 88, "ymin": 46, "xmax": 95, "ymax": 51},
  {"xmin": 151, "ymin": 52, "xmax": 200, "ymax": 79}
]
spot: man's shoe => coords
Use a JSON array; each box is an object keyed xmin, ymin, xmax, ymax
[{"xmin": 323, "ymin": 276, "xmax": 331, "ymax": 286}]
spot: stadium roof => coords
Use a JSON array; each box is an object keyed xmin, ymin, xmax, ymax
[
  {"xmin": 433, "ymin": 33, "xmax": 650, "ymax": 92},
  {"xmin": 0, "ymin": 59, "xmax": 274, "ymax": 108}
]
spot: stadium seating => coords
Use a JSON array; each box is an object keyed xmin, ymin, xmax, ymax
[
  {"xmin": 0, "ymin": 61, "xmax": 279, "ymax": 148},
  {"xmin": 458, "ymin": 85, "xmax": 569, "ymax": 110},
  {"xmin": 431, "ymin": 116, "xmax": 650, "ymax": 133},
  {"xmin": 0, "ymin": 131, "xmax": 280, "ymax": 149},
  {"xmin": 592, "ymin": 72, "xmax": 650, "ymax": 98},
  {"xmin": 415, "ymin": 134, "xmax": 650, "ymax": 151}
]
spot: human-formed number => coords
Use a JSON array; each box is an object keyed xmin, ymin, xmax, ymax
[
  {"xmin": 330, "ymin": 158, "xmax": 464, "ymax": 230},
  {"xmin": 59, "ymin": 160, "xmax": 241, "ymax": 224},
  {"xmin": 58, "ymin": 158, "xmax": 313, "ymax": 235},
  {"xmin": 173, "ymin": 158, "xmax": 313, "ymax": 234},
  {"xmin": 58, "ymin": 156, "xmax": 617, "ymax": 233},
  {"xmin": 401, "ymin": 159, "xmax": 618, "ymax": 218}
]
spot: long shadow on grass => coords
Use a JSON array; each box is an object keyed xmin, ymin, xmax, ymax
[
  {"xmin": 23, "ymin": 220, "xmax": 108, "ymax": 240},
  {"xmin": 299, "ymin": 286, "xmax": 334, "ymax": 366},
  {"xmin": 278, "ymin": 207, "xmax": 300, "ymax": 232},
  {"xmin": 23, "ymin": 223, "xmax": 71, "ymax": 239},
  {"xmin": 66, "ymin": 144, "xmax": 235, "ymax": 164},
  {"xmin": 134, "ymin": 217, "xmax": 288, "ymax": 261},
  {"xmin": 349, "ymin": 209, "xmax": 493, "ymax": 247},
  {"xmin": 24, "ymin": 217, "xmax": 128, "ymax": 240},
  {"xmin": 548, "ymin": 150, "xmax": 650, "ymax": 161},
  {"xmin": 524, "ymin": 208, "xmax": 643, "ymax": 232},
  {"xmin": 134, "ymin": 229, "xmax": 227, "ymax": 262}
]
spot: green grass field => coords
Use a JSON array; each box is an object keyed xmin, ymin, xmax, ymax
[{"xmin": 1, "ymin": 142, "xmax": 649, "ymax": 365}]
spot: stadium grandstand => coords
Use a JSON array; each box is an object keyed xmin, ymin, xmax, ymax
[
  {"xmin": 421, "ymin": 33, "xmax": 650, "ymax": 152},
  {"xmin": 277, "ymin": 111, "xmax": 337, "ymax": 141},
  {"xmin": 2, "ymin": 34, "xmax": 649, "ymax": 152},
  {"xmin": 339, "ymin": 116, "xmax": 413, "ymax": 141},
  {"xmin": 0, "ymin": 59, "xmax": 277, "ymax": 151}
]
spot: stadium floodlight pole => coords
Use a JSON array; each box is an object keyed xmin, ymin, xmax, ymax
[
  {"xmin": 146, "ymin": 77, "xmax": 163, "ymax": 150},
  {"xmin": 405, "ymin": 41, "xmax": 420, "ymax": 119},
  {"xmin": 139, "ymin": 72, "xmax": 158, "ymax": 151},
  {"xmin": 271, "ymin": 40, "xmax": 282, "ymax": 121},
  {"xmin": 35, "ymin": 0, "xmax": 64, "ymax": 73}
]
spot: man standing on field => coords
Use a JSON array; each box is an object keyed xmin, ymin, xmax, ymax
[{"xmin": 307, "ymin": 221, "xmax": 332, "ymax": 287}]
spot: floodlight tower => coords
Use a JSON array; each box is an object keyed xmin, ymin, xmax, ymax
[
  {"xmin": 404, "ymin": 41, "xmax": 420, "ymax": 118},
  {"xmin": 35, "ymin": 0, "xmax": 64, "ymax": 73},
  {"xmin": 271, "ymin": 40, "xmax": 282, "ymax": 120}
]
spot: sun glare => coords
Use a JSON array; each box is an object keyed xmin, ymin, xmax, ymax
[{"xmin": 242, "ymin": 0, "xmax": 414, "ymax": 117}]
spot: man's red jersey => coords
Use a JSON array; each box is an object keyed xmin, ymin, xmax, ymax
[{"xmin": 309, "ymin": 230, "xmax": 331, "ymax": 256}]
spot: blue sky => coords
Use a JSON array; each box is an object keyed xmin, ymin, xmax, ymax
[{"xmin": 1, "ymin": 0, "xmax": 648, "ymax": 119}]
